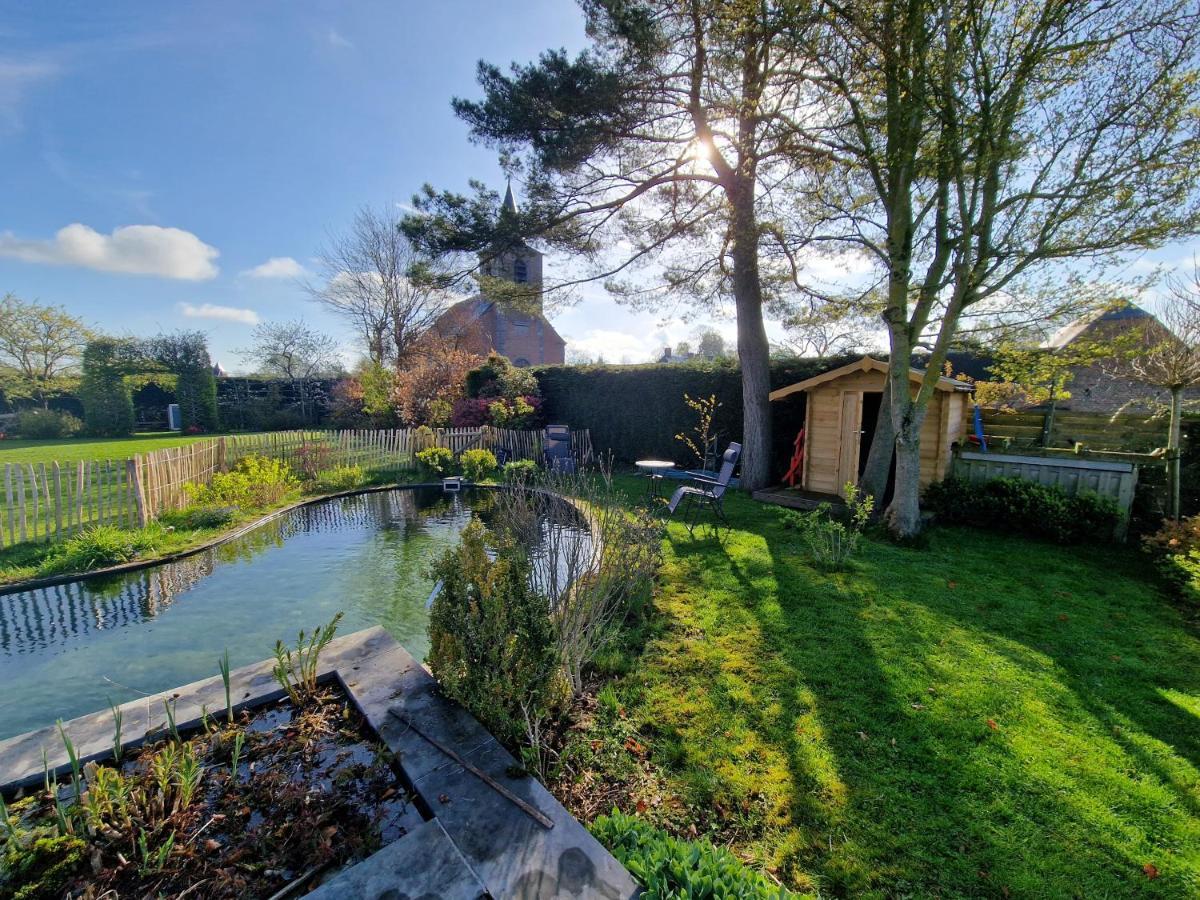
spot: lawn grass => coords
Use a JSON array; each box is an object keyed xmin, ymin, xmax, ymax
[
  {"xmin": 577, "ymin": 479, "xmax": 1200, "ymax": 897},
  {"xmin": 0, "ymin": 431, "xmax": 256, "ymax": 465}
]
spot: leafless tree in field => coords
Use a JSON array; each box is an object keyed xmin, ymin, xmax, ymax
[{"xmin": 307, "ymin": 206, "xmax": 457, "ymax": 366}]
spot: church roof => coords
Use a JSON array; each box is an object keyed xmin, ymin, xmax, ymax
[{"xmin": 1045, "ymin": 302, "xmax": 1154, "ymax": 349}]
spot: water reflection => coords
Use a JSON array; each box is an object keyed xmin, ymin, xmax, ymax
[{"xmin": 0, "ymin": 488, "xmax": 506, "ymax": 740}]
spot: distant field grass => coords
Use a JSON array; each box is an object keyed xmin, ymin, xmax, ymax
[{"xmin": 0, "ymin": 432, "xmax": 260, "ymax": 465}]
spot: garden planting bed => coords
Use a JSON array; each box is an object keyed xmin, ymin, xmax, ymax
[{"xmin": 0, "ymin": 627, "xmax": 638, "ymax": 899}]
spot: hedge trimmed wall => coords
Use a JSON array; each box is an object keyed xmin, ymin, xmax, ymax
[{"xmin": 531, "ymin": 355, "xmax": 856, "ymax": 473}]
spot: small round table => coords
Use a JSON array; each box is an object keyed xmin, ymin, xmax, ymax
[{"xmin": 635, "ymin": 459, "xmax": 675, "ymax": 500}]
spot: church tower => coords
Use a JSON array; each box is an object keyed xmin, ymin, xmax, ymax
[{"xmin": 479, "ymin": 182, "xmax": 544, "ymax": 311}]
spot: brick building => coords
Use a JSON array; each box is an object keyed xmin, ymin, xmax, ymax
[
  {"xmin": 432, "ymin": 184, "xmax": 565, "ymax": 367},
  {"xmin": 1047, "ymin": 301, "xmax": 1199, "ymax": 412}
]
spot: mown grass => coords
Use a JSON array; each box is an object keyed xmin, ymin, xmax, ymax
[
  {"xmin": 0, "ymin": 431, "xmax": 260, "ymax": 465},
  {"xmin": 574, "ymin": 478, "xmax": 1200, "ymax": 897}
]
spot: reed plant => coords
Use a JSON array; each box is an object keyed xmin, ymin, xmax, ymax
[{"xmin": 271, "ymin": 613, "xmax": 343, "ymax": 705}]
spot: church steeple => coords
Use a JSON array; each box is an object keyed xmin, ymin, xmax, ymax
[{"xmin": 501, "ymin": 179, "xmax": 519, "ymax": 217}]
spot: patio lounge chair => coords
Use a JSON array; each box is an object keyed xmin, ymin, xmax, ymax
[
  {"xmin": 543, "ymin": 424, "xmax": 577, "ymax": 474},
  {"xmin": 667, "ymin": 442, "xmax": 741, "ymax": 534}
]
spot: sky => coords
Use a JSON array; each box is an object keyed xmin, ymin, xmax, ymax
[
  {"xmin": 0, "ymin": 0, "xmax": 739, "ymax": 372},
  {"xmin": 1, "ymin": 2, "xmax": 1195, "ymax": 374}
]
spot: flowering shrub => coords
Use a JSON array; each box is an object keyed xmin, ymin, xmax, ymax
[
  {"xmin": 187, "ymin": 455, "xmax": 300, "ymax": 509},
  {"xmin": 488, "ymin": 395, "xmax": 542, "ymax": 429},
  {"xmin": 1143, "ymin": 515, "xmax": 1200, "ymax": 604},
  {"xmin": 449, "ymin": 397, "xmax": 491, "ymax": 427},
  {"xmin": 415, "ymin": 446, "xmax": 456, "ymax": 477},
  {"xmin": 460, "ymin": 449, "xmax": 498, "ymax": 480}
]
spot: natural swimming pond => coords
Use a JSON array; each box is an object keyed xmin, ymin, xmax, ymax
[{"xmin": 0, "ymin": 486, "xmax": 583, "ymax": 741}]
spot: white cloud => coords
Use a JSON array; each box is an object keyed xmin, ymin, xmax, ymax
[
  {"xmin": 0, "ymin": 223, "xmax": 219, "ymax": 279},
  {"xmin": 242, "ymin": 256, "xmax": 307, "ymax": 279},
  {"xmin": 178, "ymin": 302, "xmax": 260, "ymax": 325},
  {"xmin": 327, "ymin": 28, "xmax": 354, "ymax": 49}
]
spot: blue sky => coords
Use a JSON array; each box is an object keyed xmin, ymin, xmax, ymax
[
  {"xmin": 2, "ymin": 2, "xmax": 1193, "ymax": 372},
  {"xmin": 0, "ymin": 0, "xmax": 719, "ymax": 370}
]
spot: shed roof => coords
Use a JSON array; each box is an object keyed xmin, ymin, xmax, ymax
[{"xmin": 769, "ymin": 356, "xmax": 972, "ymax": 401}]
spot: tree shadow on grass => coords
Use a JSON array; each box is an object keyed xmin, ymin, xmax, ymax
[{"xmin": 655, "ymin": 503, "xmax": 1199, "ymax": 897}]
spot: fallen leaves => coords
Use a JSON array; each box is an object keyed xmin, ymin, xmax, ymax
[{"xmin": 1143, "ymin": 863, "xmax": 1160, "ymax": 879}]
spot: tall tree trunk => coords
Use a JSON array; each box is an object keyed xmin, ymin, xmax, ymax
[
  {"xmin": 729, "ymin": 189, "xmax": 771, "ymax": 492},
  {"xmin": 887, "ymin": 413, "xmax": 928, "ymax": 537},
  {"xmin": 1168, "ymin": 384, "xmax": 1183, "ymax": 520}
]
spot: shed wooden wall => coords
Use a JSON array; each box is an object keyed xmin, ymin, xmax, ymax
[{"xmin": 802, "ymin": 369, "xmax": 966, "ymax": 496}]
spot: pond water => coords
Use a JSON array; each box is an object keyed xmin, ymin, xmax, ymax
[{"xmin": 0, "ymin": 486, "xmax": 565, "ymax": 741}]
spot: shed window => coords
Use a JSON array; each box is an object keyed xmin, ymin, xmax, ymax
[{"xmin": 513, "ymin": 258, "xmax": 529, "ymax": 283}]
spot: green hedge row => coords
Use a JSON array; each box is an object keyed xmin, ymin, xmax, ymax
[{"xmin": 531, "ymin": 356, "xmax": 854, "ymax": 466}]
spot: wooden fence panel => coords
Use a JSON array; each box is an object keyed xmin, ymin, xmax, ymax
[
  {"xmin": 0, "ymin": 426, "xmax": 592, "ymax": 544},
  {"xmin": 978, "ymin": 408, "xmax": 1172, "ymax": 452},
  {"xmin": 953, "ymin": 449, "xmax": 1137, "ymax": 538}
]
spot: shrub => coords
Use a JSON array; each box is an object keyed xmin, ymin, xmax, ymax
[
  {"xmin": 159, "ymin": 504, "xmax": 238, "ymax": 530},
  {"xmin": 503, "ymin": 458, "xmax": 540, "ymax": 482},
  {"xmin": 427, "ymin": 520, "xmax": 563, "ymax": 753},
  {"xmin": 490, "ymin": 468, "xmax": 661, "ymax": 696},
  {"xmin": 1142, "ymin": 514, "xmax": 1200, "ymax": 603},
  {"xmin": 187, "ymin": 455, "xmax": 299, "ymax": 509},
  {"xmin": 314, "ymin": 465, "xmax": 367, "ymax": 493},
  {"xmin": 591, "ymin": 810, "xmax": 794, "ymax": 899},
  {"xmin": 460, "ymin": 449, "xmax": 498, "ymax": 481},
  {"xmin": 923, "ymin": 476, "xmax": 1121, "ymax": 543},
  {"xmin": 416, "ymin": 446, "xmax": 455, "ymax": 477},
  {"xmin": 41, "ymin": 525, "xmax": 157, "ymax": 574},
  {"xmin": 466, "ymin": 352, "xmax": 541, "ymax": 400},
  {"xmin": 14, "ymin": 409, "xmax": 83, "ymax": 439},
  {"xmin": 781, "ymin": 483, "xmax": 874, "ymax": 570},
  {"xmin": 294, "ymin": 441, "xmax": 336, "ymax": 480},
  {"xmin": 449, "ymin": 397, "xmax": 492, "ymax": 427}
]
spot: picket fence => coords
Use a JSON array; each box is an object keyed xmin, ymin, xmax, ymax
[{"xmin": 0, "ymin": 426, "xmax": 594, "ymax": 548}]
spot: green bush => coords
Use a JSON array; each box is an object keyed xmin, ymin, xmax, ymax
[
  {"xmin": 503, "ymin": 458, "xmax": 540, "ymax": 482},
  {"xmin": 416, "ymin": 446, "xmax": 456, "ymax": 477},
  {"xmin": 923, "ymin": 476, "xmax": 1121, "ymax": 543},
  {"xmin": 187, "ymin": 455, "xmax": 300, "ymax": 509},
  {"xmin": 781, "ymin": 483, "xmax": 874, "ymax": 570},
  {"xmin": 159, "ymin": 504, "xmax": 238, "ymax": 530},
  {"xmin": 460, "ymin": 449, "xmax": 498, "ymax": 481},
  {"xmin": 14, "ymin": 409, "xmax": 83, "ymax": 439},
  {"xmin": 591, "ymin": 810, "xmax": 794, "ymax": 898},
  {"xmin": 427, "ymin": 520, "xmax": 563, "ymax": 748},
  {"xmin": 314, "ymin": 464, "xmax": 367, "ymax": 493},
  {"xmin": 40, "ymin": 525, "xmax": 157, "ymax": 574}
]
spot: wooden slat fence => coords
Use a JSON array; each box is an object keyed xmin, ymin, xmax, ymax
[
  {"xmin": 953, "ymin": 449, "xmax": 1138, "ymax": 538},
  {"xmin": 0, "ymin": 426, "xmax": 592, "ymax": 547},
  {"xmin": 977, "ymin": 408, "xmax": 1173, "ymax": 453},
  {"xmin": 1, "ymin": 460, "xmax": 140, "ymax": 548}
]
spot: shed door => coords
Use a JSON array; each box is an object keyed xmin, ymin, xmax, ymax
[{"xmin": 837, "ymin": 391, "xmax": 863, "ymax": 496}]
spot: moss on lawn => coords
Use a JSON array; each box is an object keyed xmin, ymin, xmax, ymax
[{"xmin": 571, "ymin": 478, "xmax": 1200, "ymax": 897}]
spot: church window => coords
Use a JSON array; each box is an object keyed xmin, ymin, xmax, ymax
[{"xmin": 513, "ymin": 258, "xmax": 529, "ymax": 283}]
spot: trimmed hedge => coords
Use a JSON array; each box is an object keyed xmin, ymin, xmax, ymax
[
  {"xmin": 531, "ymin": 356, "xmax": 854, "ymax": 466},
  {"xmin": 923, "ymin": 476, "xmax": 1121, "ymax": 543}
]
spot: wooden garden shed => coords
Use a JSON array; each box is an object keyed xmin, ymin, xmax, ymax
[{"xmin": 770, "ymin": 356, "xmax": 973, "ymax": 498}]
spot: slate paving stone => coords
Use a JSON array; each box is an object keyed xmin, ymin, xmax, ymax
[
  {"xmin": 0, "ymin": 627, "xmax": 640, "ymax": 899},
  {"xmin": 306, "ymin": 818, "xmax": 487, "ymax": 900}
]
